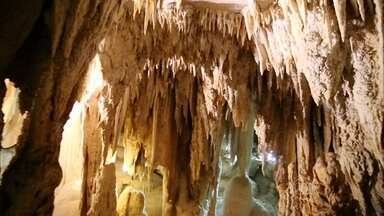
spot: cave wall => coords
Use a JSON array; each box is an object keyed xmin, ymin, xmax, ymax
[
  {"xmin": 0, "ymin": 0, "xmax": 383, "ymax": 215},
  {"xmin": 0, "ymin": 0, "xmax": 126, "ymax": 214}
]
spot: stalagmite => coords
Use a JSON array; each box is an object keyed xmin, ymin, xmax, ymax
[{"xmin": 222, "ymin": 176, "xmax": 254, "ymax": 216}]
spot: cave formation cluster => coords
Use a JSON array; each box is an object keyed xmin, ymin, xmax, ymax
[{"xmin": 0, "ymin": 0, "xmax": 383, "ymax": 215}]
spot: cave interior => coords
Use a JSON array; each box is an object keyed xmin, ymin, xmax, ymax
[{"xmin": 0, "ymin": 0, "xmax": 383, "ymax": 215}]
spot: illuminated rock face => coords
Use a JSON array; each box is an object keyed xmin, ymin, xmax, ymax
[{"xmin": 0, "ymin": 0, "xmax": 383, "ymax": 215}]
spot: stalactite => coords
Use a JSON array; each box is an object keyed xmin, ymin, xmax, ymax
[
  {"xmin": 333, "ymin": 0, "xmax": 347, "ymax": 41},
  {"xmin": 53, "ymin": 102, "xmax": 85, "ymax": 216},
  {"xmin": 77, "ymin": 1, "xmax": 384, "ymax": 215},
  {"xmin": 1, "ymin": 0, "xmax": 383, "ymax": 215},
  {"xmin": 0, "ymin": 79, "xmax": 27, "ymax": 149},
  {"xmin": 0, "ymin": 79, "xmax": 27, "ymax": 180}
]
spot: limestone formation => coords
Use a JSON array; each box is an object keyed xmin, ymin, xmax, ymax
[{"xmin": 0, "ymin": 0, "xmax": 382, "ymax": 215}]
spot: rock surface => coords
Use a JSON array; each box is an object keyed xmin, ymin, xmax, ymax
[{"xmin": 0, "ymin": 0, "xmax": 382, "ymax": 215}]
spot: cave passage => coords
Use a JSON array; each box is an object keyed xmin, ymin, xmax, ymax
[{"xmin": 0, "ymin": 0, "xmax": 383, "ymax": 216}]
